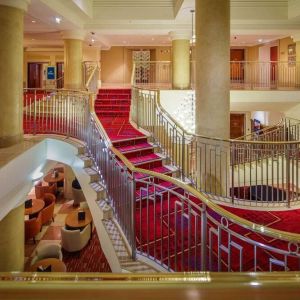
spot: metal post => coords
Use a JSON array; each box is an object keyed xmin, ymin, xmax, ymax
[
  {"xmin": 131, "ymin": 172, "xmax": 137, "ymax": 260},
  {"xmin": 201, "ymin": 204, "xmax": 207, "ymax": 271}
]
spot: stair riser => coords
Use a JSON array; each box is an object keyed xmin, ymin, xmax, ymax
[
  {"xmin": 113, "ymin": 138, "xmax": 149, "ymax": 147},
  {"xmin": 134, "ymin": 160, "xmax": 163, "ymax": 169},
  {"xmin": 124, "ymin": 149, "xmax": 154, "ymax": 159}
]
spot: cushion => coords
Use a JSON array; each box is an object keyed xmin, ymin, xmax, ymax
[{"xmin": 36, "ymin": 243, "xmax": 61, "ymax": 258}]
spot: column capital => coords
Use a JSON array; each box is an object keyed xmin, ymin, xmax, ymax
[
  {"xmin": 169, "ymin": 30, "xmax": 192, "ymax": 41},
  {"xmin": 61, "ymin": 30, "xmax": 86, "ymax": 41},
  {"xmin": 0, "ymin": 0, "xmax": 30, "ymax": 11},
  {"xmin": 292, "ymin": 33, "xmax": 300, "ymax": 43}
]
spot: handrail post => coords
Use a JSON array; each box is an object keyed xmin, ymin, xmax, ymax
[
  {"xmin": 201, "ymin": 204, "xmax": 207, "ymax": 271},
  {"xmin": 286, "ymin": 143, "xmax": 291, "ymax": 208},
  {"xmin": 131, "ymin": 172, "xmax": 136, "ymax": 260},
  {"xmin": 33, "ymin": 89, "xmax": 37, "ymax": 135},
  {"xmin": 181, "ymin": 133, "xmax": 185, "ymax": 181}
]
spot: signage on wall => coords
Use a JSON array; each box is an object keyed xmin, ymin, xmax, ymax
[{"xmin": 47, "ymin": 66, "xmax": 56, "ymax": 80}]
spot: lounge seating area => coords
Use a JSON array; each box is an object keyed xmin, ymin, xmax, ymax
[{"xmin": 24, "ymin": 164, "xmax": 110, "ymax": 272}]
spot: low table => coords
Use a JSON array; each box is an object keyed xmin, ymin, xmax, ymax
[
  {"xmin": 44, "ymin": 172, "xmax": 64, "ymax": 185},
  {"xmin": 24, "ymin": 199, "xmax": 45, "ymax": 216},
  {"xmin": 29, "ymin": 258, "xmax": 66, "ymax": 272},
  {"xmin": 65, "ymin": 209, "xmax": 92, "ymax": 230}
]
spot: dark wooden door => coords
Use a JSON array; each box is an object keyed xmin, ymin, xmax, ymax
[
  {"xmin": 230, "ymin": 113, "xmax": 245, "ymax": 139},
  {"xmin": 56, "ymin": 62, "xmax": 64, "ymax": 88},
  {"xmin": 28, "ymin": 63, "xmax": 42, "ymax": 88},
  {"xmin": 270, "ymin": 46, "xmax": 278, "ymax": 82},
  {"xmin": 230, "ymin": 49, "xmax": 245, "ymax": 81}
]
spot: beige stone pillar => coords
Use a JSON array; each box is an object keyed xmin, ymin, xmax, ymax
[
  {"xmin": 62, "ymin": 30, "xmax": 85, "ymax": 90},
  {"xmin": 195, "ymin": 0, "xmax": 230, "ymax": 139},
  {"xmin": 64, "ymin": 165, "xmax": 75, "ymax": 200},
  {"xmin": 170, "ymin": 31, "xmax": 191, "ymax": 89},
  {"xmin": 0, "ymin": 204, "xmax": 24, "ymax": 271},
  {"xmin": 195, "ymin": 0, "xmax": 230, "ymax": 196},
  {"xmin": 0, "ymin": 0, "xmax": 29, "ymax": 147}
]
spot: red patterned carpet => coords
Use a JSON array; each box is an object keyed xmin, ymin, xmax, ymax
[{"xmin": 63, "ymin": 230, "xmax": 111, "ymax": 272}]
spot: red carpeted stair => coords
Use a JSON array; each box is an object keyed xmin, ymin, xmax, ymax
[{"xmin": 95, "ymin": 88, "xmax": 178, "ymax": 187}]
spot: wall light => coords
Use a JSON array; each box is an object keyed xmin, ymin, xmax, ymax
[{"xmin": 55, "ymin": 17, "xmax": 61, "ymax": 24}]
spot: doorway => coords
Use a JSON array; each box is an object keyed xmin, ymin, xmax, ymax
[
  {"xmin": 230, "ymin": 49, "xmax": 245, "ymax": 81},
  {"xmin": 56, "ymin": 62, "xmax": 64, "ymax": 89},
  {"xmin": 27, "ymin": 63, "xmax": 43, "ymax": 88},
  {"xmin": 230, "ymin": 113, "xmax": 245, "ymax": 139},
  {"xmin": 270, "ymin": 46, "xmax": 278, "ymax": 83}
]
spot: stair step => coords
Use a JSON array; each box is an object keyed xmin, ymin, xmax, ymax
[
  {"xmin": 84, "ymin": 167, "xmax": 100, "ymax": 182},
  {"xmin": 128, "ymin": 153, "xmax": 165, "ymax": 166},
  {"xmin": 90, "ymin": 181, "xmax": 106, "ymax": 199},
  {"xmin": 77, "ymin": 146, "xmax": 86, "ymax": 155},
  {"xmin": 134, "ymin": 165, "xmax": 177, "ymax": 180},
  {"xmin": 116, "ymin": 142, "xmax": 155, "ymax": 154},
  {"xmin": 78, "ymin": 154, "xmax": 92, "ymax": 167}
]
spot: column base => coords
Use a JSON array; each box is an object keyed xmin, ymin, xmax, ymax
[{"xmin": 0, "ymin": 133, "xmax": 23, "ymax": 148}]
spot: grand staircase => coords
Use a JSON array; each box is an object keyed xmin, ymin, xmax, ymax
[{"xmin": 94, "ymin": 88, "xmax": 178, "ymax": 198}]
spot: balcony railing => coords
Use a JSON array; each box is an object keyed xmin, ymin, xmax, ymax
[
  {"xmin": 132, "ymin": 61, "xmax": 300, "ymax": 90},
  {"xmin": 22, "ymin": 86, "xmax": 300, "ymax": 273}
]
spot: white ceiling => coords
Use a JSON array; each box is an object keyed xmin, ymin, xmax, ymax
[{"xmin": 23, "ymin": 0, "xmax": 300, "ymax": 50}]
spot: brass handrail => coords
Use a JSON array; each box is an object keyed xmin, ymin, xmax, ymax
[{"xmin": 134, "ymin": 86, "xmax": 300, "ymax": 145}]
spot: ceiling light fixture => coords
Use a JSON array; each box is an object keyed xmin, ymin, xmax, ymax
[
  {"xmin": 55, "ymin": 17, "xmax": 61, "ymax": 24},
  {"xmin": 258, "ymin": 39, "xmax": 263, "ymax": 43},
  {"xmin": 91, "ymin": 38, "xmax": 95, "ymax": 43},
  {"xmin": 31, "ymin": 20, "xmax": 36, "ymax": 23}
]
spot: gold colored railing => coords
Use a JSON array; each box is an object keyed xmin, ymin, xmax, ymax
[
  {"xmin": 133, "ymin": 61, "xmax": 300, "ymax": 90},
  {"xmin": 1, "ymin": 272, "xmax": 300, "ymax": 300}
]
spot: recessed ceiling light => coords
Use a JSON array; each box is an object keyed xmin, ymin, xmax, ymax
[
  {"xmin": 91, "ymin": 38, "xmax": 95, "ymax": 43},
  {"xmin": 258, "ymin": 39, "xmax": 263, "ymax": 43},
  {"xmin": 31, "ymin": 20, "xmax": 36, "ymax": 23},
  {"xmin": 55, "ymin": 17, "xmax": 61, "ymax": 24},
  {"xmin": 151, "ymin": 38, "xmax": 155, "ymax": 41}
]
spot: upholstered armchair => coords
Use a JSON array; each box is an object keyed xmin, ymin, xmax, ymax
[
  {"xmin": 41, "ymin": 193, "xmax": 56, "ymax": 225},
  {"xmin": 61, "ymin": 225, "xmax": 91, "ymax": 252},
  {"xmin": 35, "ymin": 181, "xmax": 57, "ymax": 199},
  {"xmin": 30, "ymin": 243, "xmax": 63, "ymax": 266},
  {"xmin": 25, "ymin": 213, "xmax": 42, "ymax": 243}
]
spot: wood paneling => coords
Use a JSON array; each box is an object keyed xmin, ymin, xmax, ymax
[{"xmin": 230, "ymin": 113, "xmax": 245, "ymax": 139}]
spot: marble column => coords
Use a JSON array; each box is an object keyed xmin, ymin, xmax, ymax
[
  {"xmin": 0, "ymin": 0, "xmax": 30, "ymax": 147},
  {"xmin": 0, "ymin": 204, "xmax": 24, "ymax": 271},
  {"xmin": 170, "ymin": 31, "xmax": 191, "ymax": 89},
  {"xmin": 195, "ymin": 0, "xmax": 230, "ymax": 196},
  {"xmin": 62, "ymin": 30, "xmax": 85, "ymax": 90}
]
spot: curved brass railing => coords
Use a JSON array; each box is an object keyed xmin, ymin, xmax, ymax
[{"xmin": 131, "ymin": 86, "xmax": 300, "ymax": 207}]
